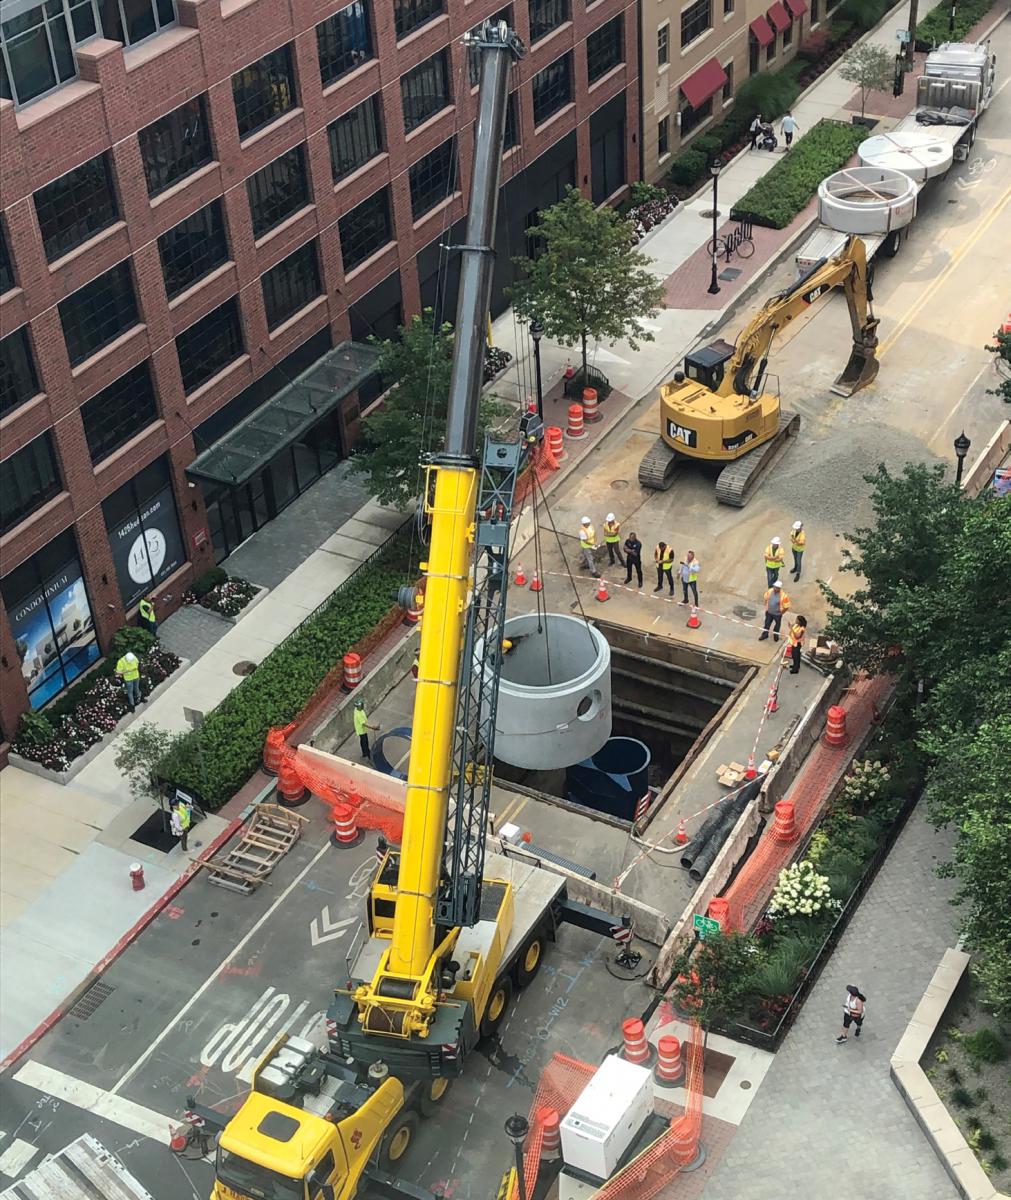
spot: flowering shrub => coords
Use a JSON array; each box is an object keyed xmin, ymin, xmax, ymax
[
  {"xmin": 483, "ymin": 345, "xmax": 512, "ymax": 383},
  {"xmin": 11, "ymin": 647, "xmax": 181, "ymax": 772},
  {"xmin": 768, "ymin": 859, "xmax": 834, "ymax": 918},
  {"xmin": 841, "ymin": 758, "xmax": 890, "ymax": 809},
  {"xmin": 628, "ymin": 194, "xmax": 678, "ymax": 245},
  {"xmin": 184, "ymin": 574, "xmax": 257, "ymax": 618}
]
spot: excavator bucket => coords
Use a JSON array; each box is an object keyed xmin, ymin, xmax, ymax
[{"xmin": 831, "ymin": 321, "xmax": 880, "ymax": 396}]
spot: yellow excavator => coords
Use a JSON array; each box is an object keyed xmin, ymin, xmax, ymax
[{"xmin": 638, "ymin": 235, "xmax": 879, "ymax": 506}]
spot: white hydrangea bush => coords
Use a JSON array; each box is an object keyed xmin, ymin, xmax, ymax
[
  {"xmin": 768, "ymin": 860, "xmax": 833, "ymax": 918},
  {"xmin": 841, "ymin": 759, "xmax": 890, "ymax": 807}
]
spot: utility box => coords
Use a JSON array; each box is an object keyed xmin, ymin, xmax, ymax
[{"xmin": 560, "ymin": 1054, "xmax": 653, "ymax": 1180}]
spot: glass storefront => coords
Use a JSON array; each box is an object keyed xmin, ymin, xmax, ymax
[
  {"xmin": 2, "ymin": 529, "xmax": 100, "ymax": 709},
  {"xmin": 103, "ymin": 456, "xmax": 186, "ymax": 607}
]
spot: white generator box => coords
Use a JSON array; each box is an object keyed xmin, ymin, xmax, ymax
[{"xmin": 560, "ymin": 1054, "xmax": 653, "ymax": 1180}]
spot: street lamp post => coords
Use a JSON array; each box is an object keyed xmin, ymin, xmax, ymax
[
  {"xmin": 529, "ymin": 319, "xmax": 544, "ymax": 423},
  {"xmin": 708, "ymin": 157, "xmax": 722, "ymax": 296},
  {"xmin": 949, "ymin": 0, "xmax": 956, "ymax": 34},
  {"xmin": 954, "ymin": 430, "xmax": 971, "ymax": 486},
  {"xmin": 505, "ymin": 1114, "xmax": 529, "ymax": 1200}
]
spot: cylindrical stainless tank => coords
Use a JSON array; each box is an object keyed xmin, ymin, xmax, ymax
[{"xmin": 486, "ymin": 613, "xmax": 611, "ymax": 769}]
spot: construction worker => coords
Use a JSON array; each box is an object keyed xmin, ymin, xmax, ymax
[
  {"xmin": 115, "ymin": 650, "xmax": 142, "ymax": 711},
  {"xmin": 354, "ymin": 698, "xmax": 379, "ymax": 761},
  {"xmin": 623, "ymin": 531, "xmax": 643, "ymax": 588},
  {"xmin": 764, "ymin": 536, "xmax": 786, "ymax": 588},
  {"xmin": 759, "ymin": 580, "xmax": 791, "ymax": 642},
  {"xmin": 411, "ymin": 653, "xmax": 419, "ymax": 680},
  {"xmin": 786, "ymin": 615, "xmax": 808, "ymax": 674},
  {"xmin": 578, "ymin": 517, "xmax": 600, "ymax": 578},
  {"xmin": 653, "ymin": 541, "xmax": 675, "ymax": 595},
  {"xmin": 603, "ymin": 513, "xmax": 625, "ymax": 567},
  {"xmin": 678, "ymin": 550, "xmax": 700, "ymax": 606},
  {"xmin": 170, "ymin": 797, "xmax": 192, "ymax": 852},
  {"xmin": 138, "ymin": 595, "xmax": 157, "ymax": 635},
  {"xmin": 790, "ymin": 521, "xmax": 806, "ymax": 581},
  {"xmin": 501, "ymin": 634, "xmax": 530, "ymax": 655}
]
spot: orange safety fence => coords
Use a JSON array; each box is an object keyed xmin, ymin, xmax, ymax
[
  {"xmin": 513, "ymin": 440, "xmax": 561, "ymax": 506},
  {"xmin": 721, "ymin": 673, "xmax": 894, "ymax": 933},
  {"xmin": 283, "ymin": 746, "xmax": 406, "ymax": 845}
]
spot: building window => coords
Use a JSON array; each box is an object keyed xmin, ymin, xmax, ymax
[
  {"xmin": 338, "ymin": 187, "xmax": 392, "ymax": 271},
  {"xmin": 724, "ymin": 0, "xmax": 734, "ymax": 12},
  {"xmin": 59, "ymin": 260, "xmax": 139, "ymax": 366},
  {"xmin": 232, "ymin": 44, "xmax": 297, "ymax": 141},
  {"xmin": 316, "ymin": 1, "xmax": 373, "ymax": 86},
  {"xmin": 158, "ymin": 200, "xmax": 229, "ymax": 300},
  {"xmin": 394, "ymin": 0, "xmax": 443, "ymax": 39},
  {"xmin": 0, "ymin": 221, "xmax": 14, "ymax": 293},
  {"xmin": 81, "ymin": 361, "xmax": 158, "ymax": 463},
  {"xmin": 261, "ymin": 241, "xmax": 322, "ymax": 331},
  {"xmin": 0, "ymin": 431, "xmax": 62, "ymax": 534},
  {"xmin": 95, "ymin": 0, "xmax": 176, "ymax": 48},
  {"xmin": 102, "ymin": 456, "xmax": 184, "ymax": 608},
  {"xmin": 401, "ymin": 51, "xmax": 450, "ymax": 133},
  {"xmin": 1, "ymin": 327, "xmax": 41, "ymax": 417},
  {"xmin": 587, "ymin": 16, "xmax": 622, "ymax": 83},
  {"xmin": 767, "ymin": 33, "xmax": 776, "ymax": 61},
  {"xmin": 468, "ymin": 8, "xmax": 510, "ymax": 86},
  {"xmin": 2, "ymin": 529, "xmax": 99, "ymax": 710},
  {"xmin": 591, "ymin": 118, "xmax": 624, "ymax": 205},
  {"xmin": 246, "ymin": 145, "xmax": 310, "ymax": 241},
  {"xmin": 680, "ymin": 0, "xmax": 712, "ymax": 48},
  {"xmin": 328, "ymin": 95, "xmax": 384, "ymax": 182},
  {"xmin": 723, "ymin": 60, "xmax": 734, "ymax": 101},
  {"xmin": 528, "ymin": 0, "xmax": 568, "ymax": 43},
  {"xmin": 658, "ymin": 115, "xmax": 670, "ymax": 158},
  {"xmin": 138, "ymin": 96, "xmax": 212, "ymax": 198},
  {"xmin": 657, "ymin": 23, "xmax": 670, "ymax": 67},
  {"xmin": 783, "ymin": 18, "xmax": 793, "ymax": 44},
  {"xmin": 409, "ymin": 137, "xmax": 456, "ymax": 219},
  {"xmin": 679, "ymin": 91, "xmax": 713, "ymax": 137},
  {"xmin": 0, "ymin": 0, "xmax": 97, "ymax": 107},
  {"xmin": 175, "ymin": 296, "xmax": 244, "ymax": 394},
  {"xmin": 33, "ymin": 152, "xmax": 118, "ymax": 262},
  {"xmin": 811, "ymin": 0, "xmax": 819, "ymax": 20},
  {"xmin": 532, "ymin": 52, "xmax": 572, "ymax": 125}
]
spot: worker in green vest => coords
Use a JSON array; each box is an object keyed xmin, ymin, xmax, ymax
[
  {"xmin": 116, "ymin": 651, "xmax": 142, "ymax": 711},
  {"xmin": 354, "ymin": 699, "xmax": 379, "ymax": 761},
  {"xmin": 171, "ymin": 797, "xmax": 192, "ymax": 851},
  {"xmin": 603, "ymin": 514, "xmax": 625, "ymax": 568},
  {"xmin": 138, "ymin": 596, "xmax": 157, "ymax": 635}
]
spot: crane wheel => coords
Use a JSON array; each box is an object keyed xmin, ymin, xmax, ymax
[
  {"xmin": 516, "ymin": 932, "xmax": 546, "ymax": 986},
  {"xmin": 380, "ymin": 1111, "xmax": 419, "ymax": 1169},
  {"xmin": 480, "ymin": 976, "xmax": 513, "ymax": 1038},
  {"xmin": 419, "ymin": 1076, "xmax": 452, "ymax": 1116}
]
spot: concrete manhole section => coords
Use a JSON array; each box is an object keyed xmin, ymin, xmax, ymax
[{"xmin": 233, "ymin": 660, "xmax": 256, "ymax": 676}]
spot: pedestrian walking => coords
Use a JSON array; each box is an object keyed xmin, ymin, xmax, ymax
[
  {"xmin": 354, "ymin": 698, "xmax": 379, "ymax": 761},
  {"xmin": 759, "ymin": 580, "xmax": 791, "ymax": 641},
  {"xmin": 836, "ymin": 985, "xmax": 867, "ymax": 1043},
  {"xmin": 170, "ymin": 797, "xmax": 192, "ymax": 852},
  {"xmin": 623, "ymin": 532, "xmax": 643, "ymax": 588},
  {"xmin": 781, "ymin": 111, "xmax": 799, "ymax": 149},
  {"xmin": 786, "ymin": 615, "xmax": 807, "ymax": 674},
  {"xmin": 653, "ymin": 541, "xmax": 675, "ymax": 594},
  {"xmin": 764, "ymin": 537, "xmax": 786, "ymax": 587},
  {"xmin": 790, "ymin": 520, "xmax": 806, "ymax": 581},
  {"xmin": 603, "ymin": 513, "xmax": 625, "ymax": 567},
  {"xmin": 749, "ymin": 112, "xmax": 764, "ymax": 150},
  {"xmin": 678, "ymin": 550, "xmax": 700, "ymax": 606},
  {"xmin": 115, "ymin": 650, "xmax": 142, "ymax": 712},
  {"xmin": 138, "ymin": 596, "xmax": 157, "ymax": 636},
  {"xmin": 578, "ymin": 517, "xmax": 600, "ymax": 578},
  {"xmin": 411, "ymin": 653, "xmax": 419, "ymax": 680}
]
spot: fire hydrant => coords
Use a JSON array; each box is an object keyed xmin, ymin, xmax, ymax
[{"xmin": 130, "ymin": 862, "xmax": 145, "ymax": 891}]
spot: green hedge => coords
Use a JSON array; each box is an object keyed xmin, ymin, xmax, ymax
[
  {"xmin": 731, "ymin": 119, "xmax": 870, "ymax": 228},
  {"xmin": 915, "ymin": 0, "xmax": 991, "ymax": 47},
  {"xmin": 160, "ymin": 529, "xmax": 416, "ymax": 808}
]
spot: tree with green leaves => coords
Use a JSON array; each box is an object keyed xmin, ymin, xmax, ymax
[
  {"xmin": 669, "ymin": 931, "xmax": 757, "ymax": 1034},
  {"xmin": 509, "ymin": 187, "xmax": 666, "ymax": 382},
  {"xmin": 348, "ymin": 310, "xmax": 508, "ymax": 508},
  {"xmin": 838, "ymin": 44, "xmax": 895, "ymax": 118},
  {"xmin": 114, "ymin": 722, "xmax": 185, "ymax": 818},
  {"xmin": 987, "ymin": 328, "xmax": 1011, "ymax": 403}
]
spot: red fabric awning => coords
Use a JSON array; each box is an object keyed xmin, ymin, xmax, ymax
[
  {"xmin": 786, "ymin": 0, "xmax": 808, "ymax": 15},
  {"xmin": 767, "ymin": 2, "xmax": 792, "ymax": 32},
  {"xmin": 749, "ymin": 15, "xmax": 775, "ymax": 45},
  {"xmin": 680, "ymin": 57, "xmax": 729, "ymax": 109}
]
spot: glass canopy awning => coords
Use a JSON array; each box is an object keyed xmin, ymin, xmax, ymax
[{"xmin": 185, "ymin": 341, "xmax": 381, "ymax": 487}]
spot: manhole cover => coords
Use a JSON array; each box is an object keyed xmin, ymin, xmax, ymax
[
  {"xmin": 699, "ymin": 209, "xmax": 722, "ymax": 219},
  {"xmin": 739, "ymin": 1079, "xmax": 752, "ymax": 1090},
  {"xmin": 733, "ymin": 605, "xmax": 758, "ymax": 620},
  {"xmin": 70, "ymin": 980, "xmax": 114, "ymax": 1021},
  {"xmin": 611, "ymin": 479, "xmax": 629, "ymax": 490},
  {"xmin": 233, "ymin": 660, "xmax": 256, "ymax": 676},
  {"xmin": 719, "ymin": 268, "xmax": 743, "ymax": 281}
]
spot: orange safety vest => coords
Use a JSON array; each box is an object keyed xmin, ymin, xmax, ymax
[
  {"xmin": 764, "ymin": 588, "xmax": 791, "ymax": 613},
  {"xmin": 788, "ymin": 622, "xmax": 805, "ymax": 648}
]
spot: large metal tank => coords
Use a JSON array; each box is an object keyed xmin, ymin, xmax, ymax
[
  {"xmin": 566, "ymin": 737, "xmax": 651, "ymax": 821},
  {"xmin": 487, "ymin": 613, "xmax": 611, "ymax": 769},
  {"xmin": 817, "ymin": 166, "xmax": 919, "ymax": 234}
]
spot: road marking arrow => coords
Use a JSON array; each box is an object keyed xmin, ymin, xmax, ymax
[{"xmin": 310, "ymin": 907, "xmax": 355, "ymax": 947}]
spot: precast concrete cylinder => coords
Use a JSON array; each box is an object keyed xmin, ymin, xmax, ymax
[{"xmin": 486, "ymin": 613, "xmax": 611, "ymax": 769}]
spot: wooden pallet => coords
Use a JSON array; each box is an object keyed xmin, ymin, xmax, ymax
[{"xmin": 196, "ymin": 803, "xmax": 307, "ymax": 894}]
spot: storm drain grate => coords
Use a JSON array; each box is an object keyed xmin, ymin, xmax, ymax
[{"xmin": 70, "ymin": 980, "xmax": 114, "ymax": 1021}]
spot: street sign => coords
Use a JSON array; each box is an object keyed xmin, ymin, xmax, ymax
[
  {"xmin": 693, "ymin": 914, "xmax": 722, "ymax": 939},
  {"xmin": 896, "ymin": 28, "xmax": 910, "ymax": 41},
  {"xmin": 183, "ymin": 706, "xmax": 205, "ymax": 729}
]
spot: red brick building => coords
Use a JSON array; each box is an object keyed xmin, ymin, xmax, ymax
[{"xmin": 0, "ymin": 0, "xmax": 639, "ymax": 738}]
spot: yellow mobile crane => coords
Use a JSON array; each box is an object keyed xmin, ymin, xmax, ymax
[{"xmin": 638, "ymin": 235, "xmax": 880, "ymax": 506}]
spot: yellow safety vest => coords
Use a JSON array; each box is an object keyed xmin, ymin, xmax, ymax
[
  {"xmin": 138, "ymin": 599, "xmax": 155, "ymax": 623},
  {"xmin": 604, "ymin": 521, "xmax": 620, "ymax": 544},
  {"xmin": 353, "ymin": 709, "xmax": 369, "ymax": 736},
  {"xmin": 116, "ymin": 655, "xmax": 140, "ymax": 682},
  {"xmin": 579, "ymin": 525, "xmax": 596, "ymax": 549},
  {"xmin": 790, "ymin": 530, "xmax": 806, "ymax": 552},
  {"xmin": 764, "ymin": 544, "xmax": 785, "ymax": 569},
  {"xmin": 655, "ymin": 546, "xmax": 674, "ymax": 569}
]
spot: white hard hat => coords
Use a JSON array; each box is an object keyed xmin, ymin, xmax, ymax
[
  {"xmin": 581, "ymin": 516, "xmax": 591, "ymax": 525},
  {"xmin": 792, "ymin": 520, "xmax": 803, "ymax": 530},
  {"xmin": 125, "ymin": 652, "xmax": 138, "ymax": 662},
  {"xmin": 772, "ymin": 579, "xmax": 783, "ymax": 588},
  {"xmin": 606, "ymin": 513, "xmax": 615, "ymax": 522},
  {"xmin": 771, "ymin": 536, "xmax": 781, "ymax": 545}
]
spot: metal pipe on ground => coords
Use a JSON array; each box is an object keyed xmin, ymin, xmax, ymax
[
  {"xmin": 687, "ymin": 780, "xmax": 762, "ymax": 883},
  {"xmin": 680, "ymin": 799, "xmax": 739, "ymax": 871}
]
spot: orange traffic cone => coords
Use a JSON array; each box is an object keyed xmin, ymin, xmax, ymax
[
  {"xmin": 514, "ymin": 563, "xmax": 526, "ymax": 587},
  {"xmin": 675, "ymin": 818, "xmax": 688, "ymax": 845},
  {"xmin": 529, "ymin": 569, "xmax": 543, "ymax": 592},
  {"xmin": 767, "ymin": 684, "xmax": 779, "ymax": 715},
  {"xmin": 744, "ymin": 753, "xmax": 758, "ymax": 780},
  {"xmin": 595, "ymin": 577, "xmax": 610, "ymax": 602},
  {"xmin": 686, "ymin": 605, "xmax": 701, "ymax": 629}
]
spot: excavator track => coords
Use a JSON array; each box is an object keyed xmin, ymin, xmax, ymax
[
  {"xmin": 715, "ymin": 410, "xmax": 801, "ymax": 507},
  {"xmin": 638, "ymin": 436, "xmax": 683, "ymax": 490}
]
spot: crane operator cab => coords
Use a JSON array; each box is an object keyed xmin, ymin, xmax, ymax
[{"xmin": 681, "ymin": 339, "xmax": 736, "ymax": 393}]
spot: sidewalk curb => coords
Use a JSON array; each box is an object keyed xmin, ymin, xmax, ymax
[{"xmin": 0, "ymin": 812, "xmax": 246, "ymax": 1073}]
